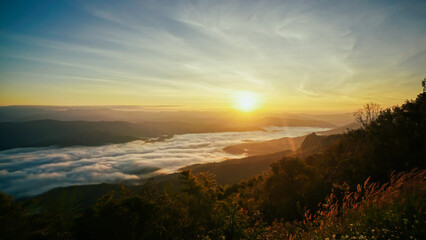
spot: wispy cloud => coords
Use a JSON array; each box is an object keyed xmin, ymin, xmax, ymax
[{"xmin": 0, "ymin": 0, "xmax": 425, "ymax": 109}]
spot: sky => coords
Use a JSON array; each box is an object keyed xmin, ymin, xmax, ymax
[{"xmin": 0, "ymin": 0, "xmax": 425, "ymax": 112}]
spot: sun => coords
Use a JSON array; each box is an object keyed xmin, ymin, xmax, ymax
[{"xmin": 234, "ymin": 91, "xmax": 259, "ymax": 112}]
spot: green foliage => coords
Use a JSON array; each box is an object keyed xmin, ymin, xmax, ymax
[
  {"xmin": 72, "ymin": 171, "xmax": 253, "ymax": 240},
  {"xmin": 261, "ymin": 157, "xmax": 323, "ymax": 221},
  {"xmin": 0, "ymin": 192, "xmax": 24, "ymax": 239},
  {"xmin": 74, "ymin": 183, "xmax": 185, "ymax": 240}
]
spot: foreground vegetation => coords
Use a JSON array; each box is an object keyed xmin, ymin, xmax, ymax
[{"xmin": 1, "ymin": 93, "xmax": 425, "ymax": 239}]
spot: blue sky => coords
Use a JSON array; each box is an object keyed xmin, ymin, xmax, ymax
[{"xmin": 0, "ymin": 0, "xmax": 425, "ymax": 112}]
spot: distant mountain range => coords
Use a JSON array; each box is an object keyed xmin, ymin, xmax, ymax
[
  {"xmin": 0, "ymin": 116, "xmax": 339, "ymax": 151},
  {"xmin": 0, "ymin": 106, "xmax": 351, "ymax": 150},
  {"xmin": 0, "ymin": 119, "xmax": 264, "ymax": 151},
  {"xmin": 0, "ymin": 106, "xmax": 354, "ymax": 125}
]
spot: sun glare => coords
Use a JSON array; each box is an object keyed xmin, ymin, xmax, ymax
[{"xmin": 235, "ymin": 91, "xmax": 259, "ymax": 112}]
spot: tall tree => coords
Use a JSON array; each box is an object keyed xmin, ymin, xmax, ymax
[{"xmin": 353, "ymin": 102, "xmax": 381, "ymax": 127}]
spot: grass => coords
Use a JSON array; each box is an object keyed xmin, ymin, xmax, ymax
[
  {"xmin": 248, "ymin": 169, "xmax": 426, "ymax": 240},
  {"xmin": 295, "ymin": 169, "xmax": 426, "ymax": 240}
]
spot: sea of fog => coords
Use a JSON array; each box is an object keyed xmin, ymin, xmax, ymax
[{"xmin": 0, "ymin": 127, "xmax": 328, "ymax": 198}]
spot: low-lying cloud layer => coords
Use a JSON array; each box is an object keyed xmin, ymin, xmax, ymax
[{"xmin": 0, "ymin": 127, "xmax": 326, "ymax": 198}]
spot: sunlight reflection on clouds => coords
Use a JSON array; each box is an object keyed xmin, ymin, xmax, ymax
[{"xmin": 0, "ymin": 127, "xmax": 327, "ymax": 198}]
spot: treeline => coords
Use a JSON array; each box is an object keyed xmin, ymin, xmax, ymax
[
  {"xmin": 232, "ymin": 93, "xmax": 425, "ymax": 223},
  {"xmin": 1, "ymin": 93, "xmax": 425, "ymax": 239}
]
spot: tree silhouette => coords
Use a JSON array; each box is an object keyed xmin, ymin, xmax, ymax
[{"xmin": 353, "ymin": 102, "xmax": 382, "ymax": 127}]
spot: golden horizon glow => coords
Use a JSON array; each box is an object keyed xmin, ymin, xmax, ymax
[
  {"xmin": 0, "ymin": 1, "xmax": 424, "ymax": 112},
  {"xmin": 234, "ymin": 91, "xmax": 260, "ymax": 112}
]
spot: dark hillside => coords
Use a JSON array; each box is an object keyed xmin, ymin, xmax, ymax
[
  {"xmin": 299, "ymin": 132, "xmax": 343, "ymax": 157},
  {"xmin": 185, "ymin": 150, "xmax": 293, "ymax": 185},
  {"xmin": 0, "ymin": 119, "xmax": 261, "ymax": 150}
]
